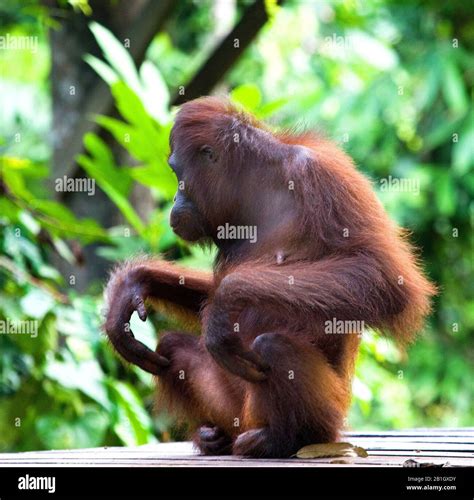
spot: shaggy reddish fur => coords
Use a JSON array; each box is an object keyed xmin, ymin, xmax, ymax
[{"xmin": 104, "ymin": 97, "xmax": 436, "ymax": 458}]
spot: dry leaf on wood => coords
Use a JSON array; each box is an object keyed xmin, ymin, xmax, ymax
[
  {"xmin": 403, "ymin": 459, "xmax": 444, "ymax": 468},
  {"xmin": 296, "ymin": 442, "xmax": 368, "ymax": 459}
]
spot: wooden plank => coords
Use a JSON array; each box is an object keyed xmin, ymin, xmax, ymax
[
  {"xmin": 1, "ymin": 447, "xmax": 471, "ymax": 460},
  {"xmin": 346, "ymin": 440, "xmax": 474, "ymax": 452},
  {"xmin": 0, "ymin": 455, "xmax": 471, "ymax": 467},
  {"xmin": 346, "ymin": 429, "xmax": 474, "ymax": 437},
  {"xmin": 0, "ymin": 450, "xmax": 472, "ymax": 467},
  {"xmin": 1, "ymin": 429, "xmax": 473, "ymax": 468},
  {"xmin": 352, "ymin": 437, "xmax": 474, "ymax": 445}
]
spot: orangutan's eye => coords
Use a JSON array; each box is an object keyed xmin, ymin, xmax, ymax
[{"xmin": 199, "ymin": 145, "xmax": 217, "ymax": 163}]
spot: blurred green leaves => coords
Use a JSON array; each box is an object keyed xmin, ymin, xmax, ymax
[
  {"xmin": 79, "ymin": 23, "xmax": 178, "ymax": 249},
  {"xmin": 230, "ymin": 83, "xmax": 289, "ymax": 118},
  {"xmin": 108, "ymin": 381, "xmax": 156, "ymax": 446},
  {"xmin": 78, "ymin": 133, "xmax": 145, "ymax": 235},
  {"xmin": 87, "ymin": 21, "xmax": 170, "ymax": 122},
  {"xmin": 36, "ymin": 408, "xmax": 108, "ymax": 449},
  {"xmin": 1, "ymin": 156, "xmax": 107, "ymax": 243}
]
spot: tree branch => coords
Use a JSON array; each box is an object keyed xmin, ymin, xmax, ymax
[{"xmin": 172, "ymin": 0, "xmax": 283, "ymax": 105}]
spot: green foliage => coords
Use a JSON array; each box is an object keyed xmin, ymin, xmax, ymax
[{"xmin": 0, "ymin": 0, "xmax": 472, "ymax": 452}]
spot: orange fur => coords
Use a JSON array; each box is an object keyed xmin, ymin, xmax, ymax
[{"xmin": 104, "ymin": 97, "xmax": 436, "ymax": 457}]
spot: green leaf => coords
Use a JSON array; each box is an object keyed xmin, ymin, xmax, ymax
[
  {"xmin": 434, "ymin": 169, "xmax": 456, "ymax": 216},
  {"xmin": 128, "ymin": 311, "xmax": 157, "ymax": 350},
  {"xmin": 264, "ymin": 0, "xmax": 280, "ymax": 20},
  {"xmin": 45, "ymin": 357, "xmax": 110, "ymax": 409},
  {"xmin": 96, "ymin": 230, "xmax": 149, "ymax": 261},
  {"xmin": 36, "ymin": 408, "xmax": 108, "ymax": 449},
  {"xmin": 110, "ymin": 81, "xmax": 153, "ymax": 129},
  {"xmin": 18, "ymin": 210, "xmax": 40, "ymax": 235},
  {"xmin": 416, "ymin": 58, "xmax": 440, "ymax": 111},
  {"xmin": 31, "ymin": 199, "xmax": 80, "ymax": 223},
  {"xmin": 139, "ymin": 61, "xmax": 170, "ymax": 123},
  {"xmin": 452, "ymin": 125, "xmax": 474, "ymax": 176},
  {"xmin": 442, "ymin": 60, "xmax": 468, "ymax": 115},
  {"xmin": 68, "ymin": 0, "xmax": 92, "ymax": 16},
  {"xmin": 256, "ymin": 97, "xmax": 289, "ymax": 118},
  {"xmin": 231, "ymin": 83, "xmax": 262, "ymax": 111},
  {"xmin": 127, "ymin": 164, "xmax": 177, "ymax": 197},
  {"xmin": 0, "ymin": 156, "xmax": 33, "ymax": 170},
  {"xmin": 94, "ymin": 115, "xmax": 145, "ymax": 162},
  {"xmin": 79, "ymin": 155, "xmax": 145, "ymax": 234},
  {"xmin": 51, "ymin": 237, "xmax": 76, "ymax": 264},
  {"xmin": 82, "ymin": 133, "xmax": 130, "ymax": 195},
  {"xmin": 95, "ymin": 113, "xmax": 175, "ymax": 199},
  {"xmin": 19, "ymin": 239, "xmax": 45, "ymax": 272},
  {"xmin": 78, "ymin": 133, "xmax": 145, "ymax": 234},
  {"xmin": 141, "ymin": 209, "xmax": 172, "ymax": 251},
  {"xmin": 95, "ymin": 115, "xmax": 160, "ymax": 166},
  {"xmin": 108, "ymin": 381, "xmax": 155, "ymax": 445},
  {"xmin": 30, "ymin": 199, "xmax": 107, "ymax": 241},
  {"xmin": 84, "ymin": 54, "xmax": 118, "ymax": 86},
  {"xmin": 89, "ymin": 22, "xmax": 141, "ymax": 93},
  {"xmin": 178, "ymin": 245, "xmax": 216, "ymax": 270},
  {"xmin": 37, "ymin": 264, "xmax": 62, "ymax": 281},
  {"xmin": 20, "ymin": 289, "xmax": 55, "ymax": 319},
  {"xmin": 423, "ymin": 116, "xmax": 463, "ymax": 151},
  {"xmin": 0, "ymin": 198, "xmax": 20, "ymax": 224},
  {"xmin": 2, "ymin": 169, "xmax": 33, "ymax": 201}
]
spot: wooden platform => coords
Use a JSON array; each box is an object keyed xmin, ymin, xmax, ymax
[{"xmin": 0, "ymin": 429, "xmax": 472, "ymax": 467}]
